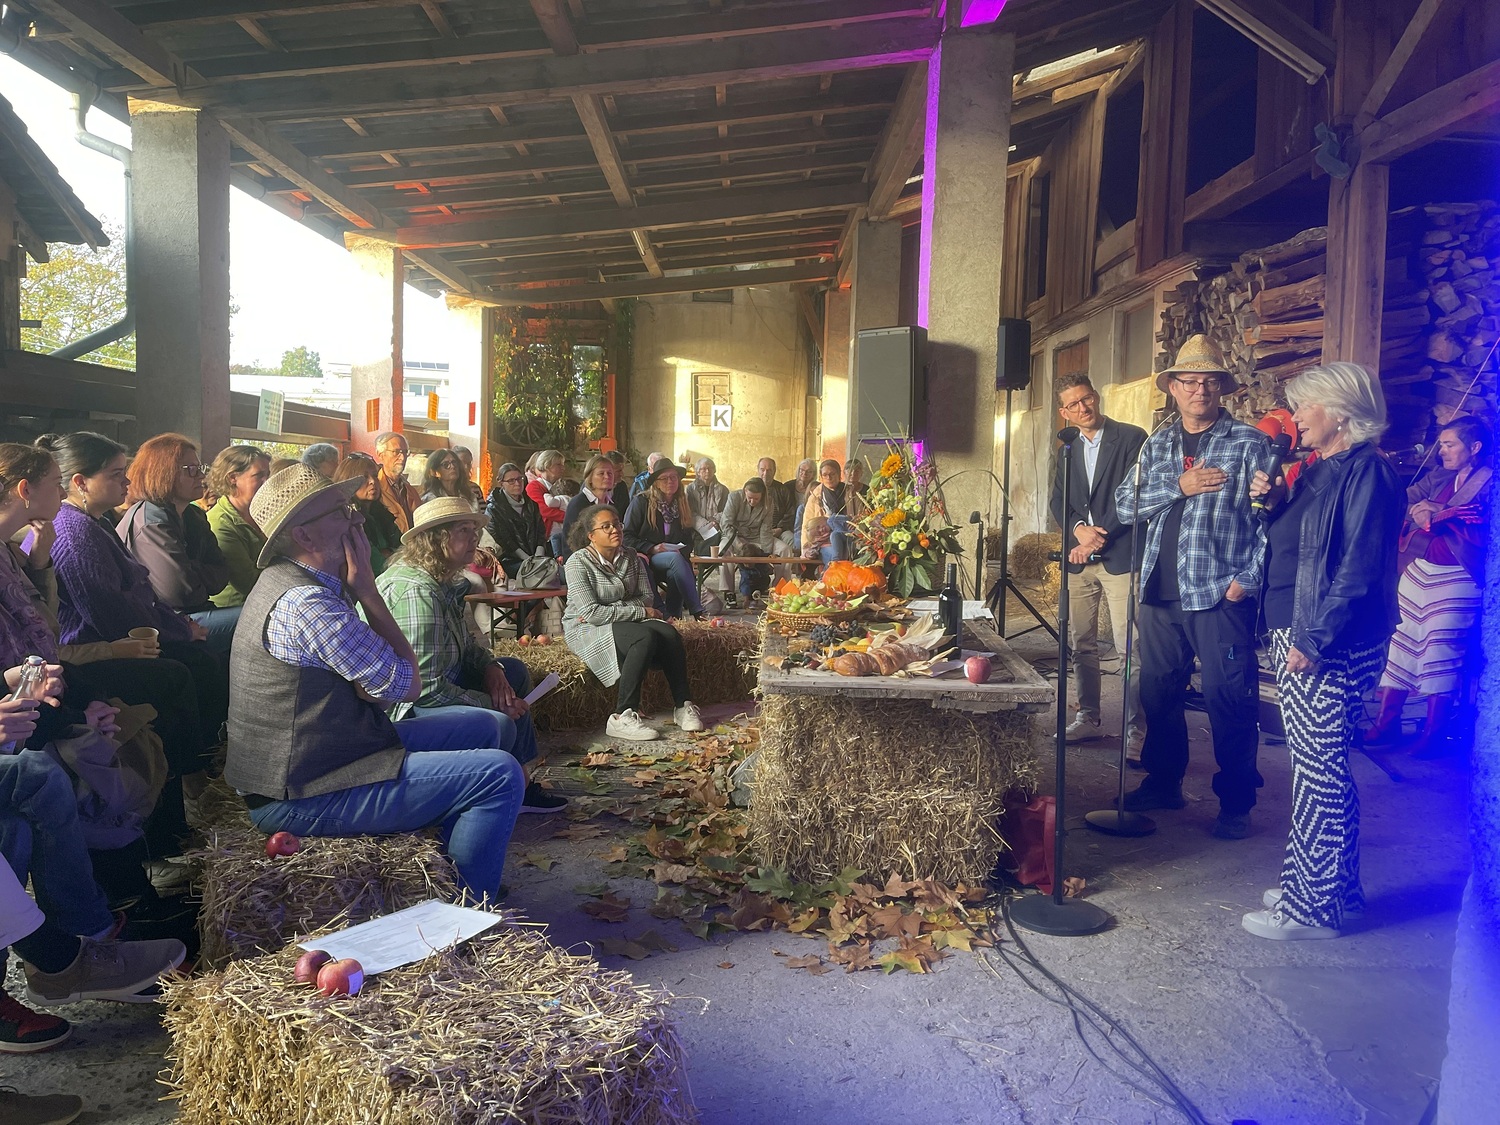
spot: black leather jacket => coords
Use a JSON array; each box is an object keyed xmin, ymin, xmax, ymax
[{"xmin": 1271, "ymin": 442, "xmax": 1404, "ymax": 664}]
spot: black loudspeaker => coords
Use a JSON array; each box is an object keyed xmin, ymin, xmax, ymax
[
  {"xmin": 855, "ymin": 325, "xmax": 927, "ymax": 442},
  {"xmin": 997, "ymin": 317, "xmax": 1032, "ymax": 391}
]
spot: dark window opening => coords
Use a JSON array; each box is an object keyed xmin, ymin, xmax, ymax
[
  {"xmin": 1186, "ymin": 6, "xmax": 1259, "ymax": 196},
  {"xmin": 1099, "ymin": 81, "xmax": 1144, "ymax": 232},
  {"xmin": 1025, "ymin": 173, "xmax": 1051, "ymax": 304}
]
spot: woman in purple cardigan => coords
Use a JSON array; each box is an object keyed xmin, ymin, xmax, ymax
[{"xmin": 39, "ymin": 432, "xmax": 228, "ymax": 750}]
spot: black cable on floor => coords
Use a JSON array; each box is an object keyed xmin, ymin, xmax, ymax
[{"xmin": 986, "ymin": 896, "xmax": 1215, "ymax": 1125}]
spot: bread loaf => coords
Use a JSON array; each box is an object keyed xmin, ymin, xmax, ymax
[{"xmin": 831, "ymin": 652, "xmax": 880, "ymax": 676}]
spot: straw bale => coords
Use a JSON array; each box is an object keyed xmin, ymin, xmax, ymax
[
  {"xmin": 1009, "ymin": 532, "xmax": 1061, "ymax": 581},
  {"xmin": 492, "ymin": 620, "xmax": 759, "ymax": 731},
  {"xmin": 195, "ymin": 825, "xmax": 459, "ymax": 969},
  {"xmin": 164, "ymin": 918, "xmax": 695, "ymax": 1125},
  {"xmin": 748, "ymin": 693, "xmax": 1039, "ymax": 886}
]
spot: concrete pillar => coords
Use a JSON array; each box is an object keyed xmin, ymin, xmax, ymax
[
  {"xmin": 444, "ymin": 295, "xmax": 490, "ymax": 483},
  {"xmin": 916, "ymin": 23, "xmax": 1014, "ymax": 522},
  {"xmin": 821, "ymin": 285, "xmax": 851, "ymax": 462},
  {"xmin": 130, "ymin": 103, "xmax": 231, "ymax": 454},
  {"xmin": 846, "ymin": 219, "xmax": 902, "ymax": 449},
  {"xmin": 345, "ymin": 235, "xmax": 404, "ymax": 454}
]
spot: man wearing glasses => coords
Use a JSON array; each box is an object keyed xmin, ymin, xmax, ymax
[
  {"xmin": 1114, "ymin": 335, "xmax": 1271, "ymax": 841},
  {"xmin": 223, "ymin": 465, "xmax": 523, "ymax": 904},
  {"xmin": 1049, "ymin": 373, "xmax": 1147, "ymax": 754}
]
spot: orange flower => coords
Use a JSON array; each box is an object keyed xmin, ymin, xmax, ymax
[
  {"xmin": 886, "ymin": 552, "xmax": 900, "ymax": 565},
  {"xmin": 918, "ymin": 534, "xmax": 930, "ymax": 548}
]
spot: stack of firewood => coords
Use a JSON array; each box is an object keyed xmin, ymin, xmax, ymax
[{"xmin": 1158, "ymin": 202, "xmax": 1499, "ymax": 447}]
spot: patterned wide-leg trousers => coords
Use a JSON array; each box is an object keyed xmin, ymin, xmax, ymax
[{"xmin": 1269, "ymin": 629, "xmax": 1389, "ymax": 929}]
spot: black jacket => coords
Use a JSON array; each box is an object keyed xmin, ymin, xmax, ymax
[
  {"xmin": 623, "ymin": 493, "xmax": 691, "ymax": 556},
  {"xmin": 1049, "ymin": 417, "xmax": 1149, "ymax": 574},
  {"xmin": 1272, "ymin": 442, "xmax": 1404, "ymax": 665},
  {"xmin": 486, "ymin": 488, "xmax": 546, "ymax": 565}
]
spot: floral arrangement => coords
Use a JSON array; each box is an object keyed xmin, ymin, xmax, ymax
[{"xmin": 851, "ymin": 449, "xmax": 965, "ymax": 596}]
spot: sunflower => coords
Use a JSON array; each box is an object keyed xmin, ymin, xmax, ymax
[
  {"xmin": 881, "ymin": 509, "xmax": 905, "ymax": 527},
  {"xmin": 880, "ymin": 453, "xmax": 904, "ymax": 477}
]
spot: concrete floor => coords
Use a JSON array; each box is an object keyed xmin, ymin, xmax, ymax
[{"xmin": 2, "ymin": 617, "xmax": 1467, "ymax": 1125}]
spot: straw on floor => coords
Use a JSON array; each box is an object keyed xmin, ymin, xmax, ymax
[
  {"xmin": 194, "ymin": 824, "xmax": 459, "ymax": 969},
  {"xmin": 747, "ymin": 692, "xmax": 1040, "ymax": 886},
  {"xmin": 163, "ymin": 917, "xmax": 696, "ymax": 1125},
  {"xmin": 493, "ymin": 619, "xmax": 759, "ymax": 731}
]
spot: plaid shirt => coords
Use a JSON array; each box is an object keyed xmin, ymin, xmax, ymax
[
  {"xmin": 1115, "ymin": 411, "xmax": 1269, "ymax": 612},
  {"xmin": 264, "ymin": 561, "xmax": 413, "ymax": 701},
  {"xmin": 373, "ymin": 564, "xmax": 495, "ymax": 720}
]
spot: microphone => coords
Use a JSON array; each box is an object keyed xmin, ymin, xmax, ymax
[
  {"xmin": 1057, "ymin": 426, "xmax": 1080, "ymax": 444},
  {"xmin": 1250, "ymin": 433, "xmax": 1294, "ymax": 511}
]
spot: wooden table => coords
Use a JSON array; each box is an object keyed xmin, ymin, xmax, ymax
[
  {"xmin": 687, "ymin": 554, "xmax": 801, "ymax": 596},
  {"xmin": 750, "ymin": 616, "xmax": 1054, "ymax": 885},
  {"xmin": 465, "ymin": 588, "xmax": 562, "ymax": 644}
]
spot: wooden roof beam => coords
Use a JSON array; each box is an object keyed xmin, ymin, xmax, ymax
[
  {"xmin": 145, "ymin": 18, "xmax": 943, "ymax": 117},
  {"xmin": 491, "ymin": 263, "xmax": 838, "ymax": 306},
  {"xmin": 1194, "ymin": 0, "xmax": 1335, "ymax": 83},
  {"xmin": 1359, "ymin": 56, "xmax": 1500, "ymax": 166},
  {"xmin": 217, "ymin": 115, "xmax": 393, "ymax": 231},
  {"xmin": 26, "ymin": 0, "xmax": 198, "ymax": 88},
  {"xmin": 1356, "ymin": 0, "xmax": 1451, "ymax": 126},
  {"xmin": 865, "ymin": 61, "xmax": 926, "ymax": 220},
  {"xmin": 396, "ymin": 180, "xmax": 869, "ymax": 248}
]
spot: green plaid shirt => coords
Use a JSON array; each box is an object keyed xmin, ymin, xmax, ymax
[{"xmin": 370, "ymin": 563, "xmax": 494, "ymax": 720}]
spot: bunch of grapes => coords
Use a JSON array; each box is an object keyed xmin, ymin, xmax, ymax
[{"xmin": 808, "ymin": 624, "xmax": 837, "ymax": 647}]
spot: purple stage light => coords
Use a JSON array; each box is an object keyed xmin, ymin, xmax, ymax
[{"xmin": 959, "ymin": 0, "xmax": 1007, "ymax": 26}]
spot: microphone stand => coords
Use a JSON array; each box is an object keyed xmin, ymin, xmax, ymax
[
  {"xmin": 1085, "ymin": 410, "xmax": 1178, "ymax": 838},
  {"xmin": 1011, "ymin": 427, "xmax": 1112, "ymax": 937}
]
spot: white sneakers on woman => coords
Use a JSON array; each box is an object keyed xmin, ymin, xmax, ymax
[
  {"xmin": 674, "ymin": 702, "xmax": 705, "ymax": 733},
  {"xmin": 606, "ymin": 709, "xmax": 659, "ymax": 742}
]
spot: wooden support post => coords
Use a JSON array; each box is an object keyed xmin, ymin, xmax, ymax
[
  {"xmin": 1322, "ymin": 161, "xmax": 1388, "ymax": 370},
  {"xmin": 1135, "ymin": 0, "xmax": 1193, "ymax": 271}
]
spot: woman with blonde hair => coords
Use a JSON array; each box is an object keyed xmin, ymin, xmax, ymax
[
  {"xmin": 561, "ymin": 454, "xmax": 620, "ymax": 553},
  {"xmin": 525, "ymin": 449, "xmax": 570, "ymax": 556},
  {"xmin": 205, "ymin": 444, "xmax": 271, "ymax": 608},
  {"xmin": 622, "ymin": 461, "xmax": 703, "ymax": 618},
  {"xmin": 1242, "ymin": 362, "xmax": 1404, "ymax": 940}
]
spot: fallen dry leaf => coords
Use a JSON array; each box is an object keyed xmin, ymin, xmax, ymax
[
  {"xmin": 649, "ymin": 861, "xmax": 698, "ymax": 884},
  {"xmin": 600, "ymin": 845, "xmax": 629, "ymax": 863},
  {"xmin": 1062, "ymin": 876, "xmax": 1087, "ymax": 898},
  {"xmin": 518, "ymin": 853, "xmax": 555, "ymax": 872},
  {"xmin": 717, "ymin": 961, "xmax": 734, "ymax": 969},
  {"xmin": 582, "ymin": 751, "xmax": 615, "ymax": 768},
  {"xmin": 580, "ymin": 892, "xmax": 632, "ymax": 923},
  {"xmin": 596, "ymin": 938, "xmax": 650, "ymax": 960},
  {"xmin": 552, "ymin": 823, "xmax": 606, "ymax": 841}
]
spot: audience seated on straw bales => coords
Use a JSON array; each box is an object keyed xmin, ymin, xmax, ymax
[
  {"xmin": 336, "ymin": 453, "xmax": 400, "ymax": 575},
  {"xmin": 564, "ymin": 504, "xmax": 702, "ymax": 743},
  {"xmin": 204, "ymin": 445, "xmax": 271, "ymax": 610},
  {"xmin": 801, "ymin": 458, "xmax": 868, "ymax": 566},
  {"xmin": 116, "ymin": 433, "xmax": 239, "ymax": 655},
  {"xmin": 42, "ymin": 432, "xmax": 229, "ymax": 768},
  {"xmin": 373, "ymin": 432, "xmax": 421, "ymax": 534},
  {"xmin": 300, "ymin": 443, "xmax": 340, "ymax": 481},
  {"xmin": 224, "ymin": 464, "xmax": 524, "ymax": 905},
  {"xmin": 375, "ymin": 497, "xmax": 564, "ymax": 815},
  {"xmin": 487, "ymin": 462, "xmax": 548, "ymax": 579},
  {"xmin": 561, "ymin": 454, "xmax": 621, "ymax": 557},
  {"xmin": 629, "ymin": 451, "xmax": 666, "ymax": 499},
  {"xmin": 526, "ymin": 449, "xmax": 571, "ymax": 558},
  {"xmin": 419, "ymin": 448, "xmax": 469, "ymax": 506},
  {"xmin": 719, "ymin": 478, "xmax": 796, "ymax": 602},
  {"xmin": 686, "ymin": 457, "xmax": 729, "ymax": 555},
  {"xmin": 623, "ymin": 461, "xmax": 705, "ymax": 619}
]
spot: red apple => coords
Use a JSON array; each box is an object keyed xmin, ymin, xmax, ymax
[
  {"xmin": 534, "ymin": 634, "xmax": 551, "ymax": 646},
  {"xmin": 264, "ymin": 831, "xmax": 301, "ymax": 858},
  {"xmin": 316, "ymin": 958, "xmax": 365, "ymax": 997},
  {"xmin": 964, "ymin": 656, "xmax": 993, "ymax": 685},
  {"xmin": 517, "ymin": 635, "xmax": 532, "ymax": 646},
  {"xmin": 295, "ymin": 949, "xmax": 332, "ymax": 984}
]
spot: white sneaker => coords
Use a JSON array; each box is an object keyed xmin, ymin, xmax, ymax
[
  {"xmin": 1126, "ymin": 726, "xmax": 1146, "ymax": 759},
  {"xmin": 606, "ymin": 709, "xmax": 660, "ymax": 742},
  {"xmin": 1262, "ymin": 888, "xmax": 1363, "ymax": 918},
  {"xmin": 1241, "ymin": 907, "xmax": 1338, "ymax": 941},
  {"xmin": 674, "ymin": 702, "xmax": 705, "ymax": 733},
  {"xmin": 1063, "ymin": 714, "xmax": 1101, "ymax": 743}
]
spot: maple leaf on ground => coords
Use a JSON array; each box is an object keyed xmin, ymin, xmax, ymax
[
  {"xmin": 787, "ymin": 907, "xmax": 823, "ymax": 933},
  {"xmin": 596, "ymin": 938, "xmax": 650, "ymax": 960},
  {"xmin": 726, "ymin": 891, "xmax": 792, "ymax": 932},
  {"xmin": 519, "ymin": 853, "xmax": 555, "ymax": 872},
  {"xmin": 877, "ymin": 948, "xmax": 927, "ymax": 975},
  {"xmin": 910, "ymin": 878, "xmax": 962, "ymax": 910},
  {"xmin": 582, "ymin": 751, "xmax": 615, "ymax": 768},
  {"xmin": 827, "ymin": 941, "xmax": 877, "ymax": 972},
  {"xmin": 823, "ymin": 899, "xmax": 871, "ymax": 945},
  {"xmin": 866, "ymin": 904, "xmax": 921, "ymax": 941},
  {"xmin": 931, "ymin": 928, "xmax": 975, "ymax": 953},
  {"xmin": 628, "ymin": 770, "xmax": 661, "ymax": 788},
  {"xmin": 649, "ymin": 862, "xmax": 698, "ymax": 884},
  {"xmin": 883, "ymin": 871, "xmax": 916, "ymax": 899},
  {"xmin": 572, "ymin": 880, "xmax": 611, "ymax": 897},
  {"xmin": 846, "ymin": 881, "xmax": 884, "ymax": 905},
  {"xmin": 600, "ymin": 845, "xmax": 630, "ymax": 863},
  {"xmin": 580, "ymin": 892, "xmax": 632, "ymax": 923},
  {"xmin": 743, "ymin": 866, "xmax": 798, "ymax": 901},
  {"xmin": 553, "ymin": 823, "xmax": 606, "ymax": 841},
  {"xmin": 777, "ymin": 952, "xmax": 833, "ymax": 976},
  {"xmin": 643, "ymin": 826, "xmax": 688, "ymax": 861},
  {"xmin": 717, "ymin": 962, "xmax": 735, "ymax": 969}
]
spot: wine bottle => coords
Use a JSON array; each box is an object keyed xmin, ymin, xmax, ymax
[{"xmin": 937, "ymin": 563, "xmax": 963, "ymax": 647}]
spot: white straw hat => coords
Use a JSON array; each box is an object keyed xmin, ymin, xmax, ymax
[
  {"xmin": 250, "ymin": 464, "xmax": 362, "ymax": 566},
  {"xmin": 402, "ymin": 496, "xmax": 486, "ymax": 544}
]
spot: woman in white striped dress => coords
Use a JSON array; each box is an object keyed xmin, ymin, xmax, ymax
[{"xmin": 1364, "ymin": 416, "xmax": 1491, "ymax": 757}]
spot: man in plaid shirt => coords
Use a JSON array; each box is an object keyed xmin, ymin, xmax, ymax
[{"xmin": 1115, "ymin": 336, "xmax": 1270, "ymax": 839}]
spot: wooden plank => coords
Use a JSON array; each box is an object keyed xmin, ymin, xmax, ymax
[
  {"xmin": 395, "ymin": 181, "xmax": 869, "ymax": 248},
  {"xmin": 527, "ymin": 0, "xmax": 580, "ymax": 55},
  {"xmin": 153, "ymin": 18, "xmax": 944, "ymax": 117},
  {"xmin": 217, "ymin": 115, "xmax": 392, "ymax": 231},
  {"xmin": 338, "ymin": 151, "xmax": 601, "ymax": 189},
  {"xmin": 1183, "ymin": 149, "xmax": 1315, "ymax": 223},
  {"xmin": 575, "ymin": 0, "xmax": 930, "ymax": 51},
  {"xmin": 1012, "ymin": 44, "xmax": 1138, "ymax": 100},
  {"xmin": 308, "ymin": 124, "xmax": 586, "ymax": 161},
  {"xmin": 404, "ymin": 250, "xmax": 494, "ymax": 299},
  {"xmin": 865, "ymin": 62, "xmax": 927, "ymax": 220},
  {"xmin": 1322, "ymin": 162, "xmax": 1388, "ymax": 369},
  {"xmin": 1357, "ymin": 0, "xmax": 1452, "ymax": 124},
  {"xmin": 26, "ymin": 0, "xmax": 196, "ymax": 88},
  {"xmin": 1195, "ymin": 0, "xmax": 1336, "ymax": 77},
  {"xmin": 1134, "ymin": 0, "xmax": 1193, "ymax": 270},
  {"xmin": 1359, "ymin": 57, "xmax": 1500, "ymax": 166},
  {"xmin": 0, "ymin": 351, "xmax": 134, "ymax": 414},
  {"xmin": 490, "ymin": 263, "xmax": 839, "ymax": 306}
]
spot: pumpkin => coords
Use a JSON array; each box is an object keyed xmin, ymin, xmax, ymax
[
  {"xmin": 820, "ymin": 560, "xmax": 855, "ymax": 593},
  {"xmin": 822, "ymin": 561, "xmax": 887, "ymax": 599}
]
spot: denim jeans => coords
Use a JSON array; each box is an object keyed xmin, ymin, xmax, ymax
[
  {"xmin": 0, "ymin": 751, "xmax": 113, "ymax": 937},
  {"xmin": 394, "ymin": 658, "xmax": 537, "ymax": 766},
  {"xmin": 650, "ymin": 549, "xmax": 703, "ymax": 617},
  {"xmin": 248, "ymin": 749, "xmax": 523, "ymax": 903},
  {"xmin": 188, "ymin": 605, "xmax": 241, "ymax": 657}
]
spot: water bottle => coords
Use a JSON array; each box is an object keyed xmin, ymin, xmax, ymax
[
  {"xmin": 937, "ymin": 563, "xmax": 963, "ymax": 648},
  {"xmin": 1, "ymin": 655, "xmax": 46, "ymax": 755}
]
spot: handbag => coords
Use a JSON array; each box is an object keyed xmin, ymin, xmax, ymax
[
  {"xmin": 44, "ymin": 701, "xmax": 167, "ymax": 851},
  {"xmin": 516, "ymin": 555, "xmax": 563, "ymax": 590}
]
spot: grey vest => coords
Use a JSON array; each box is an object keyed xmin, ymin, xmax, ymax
[{"xmin": 225, "ymin": 559, "xmax": 405, "ymax": 800}]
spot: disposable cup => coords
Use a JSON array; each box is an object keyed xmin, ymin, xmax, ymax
[{"xmin": 128, "ymin": 627, "xmax": 160, "ymax": 657}]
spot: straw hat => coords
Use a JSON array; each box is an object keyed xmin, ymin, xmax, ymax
[
  {"xmin": 402, "ymin": 496, "xmax": 486, "ymax": 544},
  {"xmin": 1156, "ymin": 333, "xmax": 1239, "ymax": 394},
  {"xmin": 251, "ymin": 463, "xmax": 363, "ymax": 566}
]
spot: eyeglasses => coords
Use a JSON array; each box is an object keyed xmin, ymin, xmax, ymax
[
  {"xmin": 501, "ymin": 475, "xmax": 525, "ymax": 485},
  {"xmin": 1060, "ymin": 394, "xmax": 1099, "ymax": 414},
  {"xmin": 180, "ymin": 464, "xmax": 206, "ymax": 477},
  {"xmin": 591, "ymin": 521, "xmax": 623, "ymax": 532},
  {"xmin": 1172, "ymin": 377, "xmax": 1221, "ymax": 392}
]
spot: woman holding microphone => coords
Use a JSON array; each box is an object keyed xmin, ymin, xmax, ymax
[{"xmin": 1241, "ymin": 363, "xmax": 1404, "ymax": 940}]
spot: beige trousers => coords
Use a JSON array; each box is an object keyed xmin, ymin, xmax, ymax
[{"xmin": 1070, "ymin": 561, "xmax": 1142, "ymax": 728}]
